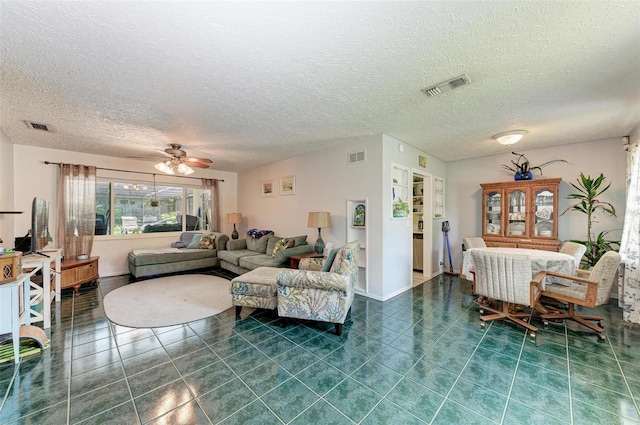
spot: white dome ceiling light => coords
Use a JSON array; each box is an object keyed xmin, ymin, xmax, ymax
[{"xmin": 493, "ymin": 130, "xmax": 528, "ymax": 146}]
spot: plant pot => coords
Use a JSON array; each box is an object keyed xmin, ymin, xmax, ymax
[
  {"xmin": 514, "ymin": 171, "xmax": 533, "ymax": 181},
  {"xmin": 393, "ymin": 209, "xmax": 406, "ymax": 218}
]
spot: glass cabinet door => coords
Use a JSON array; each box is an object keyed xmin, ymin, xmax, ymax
[
  {"xmin": 484, "ymin": 191, "xmax": 502, "ymax": 235},
  {"xmin": 507, "ymin": 189, "xmax": 527, "ymax": 236},
  {"xmin": 533, "ymin": 188, "xmax": 555, "ymax": 237}
]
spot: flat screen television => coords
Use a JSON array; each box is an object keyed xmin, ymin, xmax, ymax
[{"xmin": 30, "ymin": 197, "xmax": 50, "ymax": 256}]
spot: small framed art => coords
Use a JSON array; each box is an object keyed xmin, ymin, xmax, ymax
[
  {"xmin": 353, "ymin": 204, "xmax": 365, "ymax": 226},
  {"xmin": 262, "ymin": 179, "xmax": 274, "ymax": 197},
  {"xmin": 280, "ymin": 175, "xmax": 295, "ymax": 195},
  {"xmin": 419, "ymin": 155, "xmax": 427, "ymax": 168}
]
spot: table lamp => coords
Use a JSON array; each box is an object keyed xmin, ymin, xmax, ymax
[
  {"xmin": 227, "ymin": 213, "xmax": 243, "ymax": 239},
  {"xmin": 307, "ymin": 212, "xmax": 331, "ymax": 254}
]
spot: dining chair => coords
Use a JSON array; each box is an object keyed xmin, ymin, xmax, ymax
[
  {"xmin": 532, "ymin": 251, "xmax": 621, "ymax": 340},
  {"xmin": 470, "ymin": 250, "xmax": 538, "ymax": 337},
  {"xmin": 559, "ymin": 241, "xmax": 587, "ymax": 268},
  {"xmin": 461, "ymin": 237, "xmax": 486, "ymax": 281}
]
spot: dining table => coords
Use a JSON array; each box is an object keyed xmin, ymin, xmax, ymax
[{"xmin": 462, "ymin": 247, "xmax": 576, "ymax": 289}]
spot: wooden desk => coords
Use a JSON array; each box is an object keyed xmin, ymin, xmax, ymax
[{"xmin": 289, "ymin": 252, "xmax": 323, "ymax": 269}]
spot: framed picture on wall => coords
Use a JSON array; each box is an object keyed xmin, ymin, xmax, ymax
[
  {"xmin": 262, "ymin": 179, "xmax": 274, "ymax": 197},
  {"xmin": 419, "ymin": 155, "xmax": 427, "ymax": 168},
  {"xmin": 280, "ymin": 175, "xmax": 295, "ymax": 195}
]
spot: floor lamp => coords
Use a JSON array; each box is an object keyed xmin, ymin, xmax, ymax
[
  {"xmin": 228, "ymin": 213, "xmax": 243, "ymax": 239},
  {"xmin": 308, "ymin": 212, "xmax": 331, "ymax": 255}
]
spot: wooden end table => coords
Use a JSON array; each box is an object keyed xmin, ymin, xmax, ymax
[{"xmin": 288, "ymin": 252, "xmax": 324, "ymax": 269}]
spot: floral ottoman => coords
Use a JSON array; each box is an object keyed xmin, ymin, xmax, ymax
[{"xmin": 229, "ymin": 267, "xmax": 281, "ymax": 316}]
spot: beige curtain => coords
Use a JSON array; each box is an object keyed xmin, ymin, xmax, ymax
[
  {"xmin": 619, "ymin": 140, "xmax": 640, "ymax": 324},
  {"xmin": 57, "ymin": 164, "xmax": 97, "ymax": 258},
  {"xmin": 201, "ymin": 178, "xmax": 220, "ymax": 232}
]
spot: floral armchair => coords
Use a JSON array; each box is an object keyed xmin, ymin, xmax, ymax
[{"xmin": 276, "ymin": 240, "xmax": 360, "ymax": 336}]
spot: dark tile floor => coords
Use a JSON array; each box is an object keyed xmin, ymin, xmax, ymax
[{"xmin": 1, "ymin": 272, "xmax": 639, "ymax": 424}]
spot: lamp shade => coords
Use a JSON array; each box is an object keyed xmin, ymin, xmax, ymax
[
  {"xmin": 227, "ymin": 213, "xmax": 243, "ymax": 224},
  {"xmin": 308, "ymin": 212, "xmax": 331, "ymax": 228}
]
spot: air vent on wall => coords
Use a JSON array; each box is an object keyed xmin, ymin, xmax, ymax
[
  {"xmin": 348, "ymin": 150, "xmax": 366, "ymax": 165},
  {"xmin": 25, "ymin": 121, "xmax": 50, "ymax": 131},
  {"xmin": 421, "ymin": 74, "xmax": 470, "ymax": 97}
]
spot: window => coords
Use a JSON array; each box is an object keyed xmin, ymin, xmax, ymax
[{"xmin": 95, "ymin": 179, "xmax": 211, "ymax": 236}]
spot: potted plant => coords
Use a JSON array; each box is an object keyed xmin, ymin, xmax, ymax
[
  {"xmin": 502, "ymin": 152, "xmax": 567, "ymax": 180},
  {"xmin": 393, "ymin": 197, "xmax": 410, "ymax": 217},
  {"xmin": 562, "ymin": 172, "xmax": 619, "ymax": 268}
]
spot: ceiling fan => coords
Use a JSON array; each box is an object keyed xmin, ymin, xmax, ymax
[{"xmin": 154, "ymin": 144, "xmax": 213, "ymax": 175}]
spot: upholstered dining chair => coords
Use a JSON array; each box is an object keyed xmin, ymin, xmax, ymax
[
  {"xmin": 470, "ymin": 250, "xmax": 538, "ymax": 337},
  {"xmin": 462, "ymin": 237, "xmax": 487, "ymax": 251},
  {"xmin": 559, "ymin": 241, "xmax": 587, "ymax": 269},
  {"xmin": 461, "ymin": 237, "xmax": 486, "ymax": 281},
  {"xmin": 533, "ymin": 251, "xmax": 621, "ymax": 340}
]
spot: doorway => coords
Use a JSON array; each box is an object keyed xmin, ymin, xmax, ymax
[{"xmin": 412, "ymin": 170, "xmax": 432, "ymax": 281}]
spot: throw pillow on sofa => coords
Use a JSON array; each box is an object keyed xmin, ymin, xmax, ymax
[
  {"xmin": 291, "ymin": 235, "xmax": 308, "ymax": 246},
  {"xmin": 197, "ymin": 233, "xmax": 216, "ymax": 249},
  {"xmin": 321, "ymin": 248, "xmax": 340, "ymax": 272},
  {"xmin": 186, "ymin": 234, "xmax": 203, "ymax": 249},
  {"xmin": 272, "ymin": 238, "xmax": 294, "ymax": 257},
  {"xmin": 246, "ymin": 232, "xmax": 272, "ymax": 253}
]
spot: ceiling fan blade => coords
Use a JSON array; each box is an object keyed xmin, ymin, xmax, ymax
[
  {"xmin": 184, "ymin": 157, "xmax": 213, "ymax": 164},
  {"xmin": 154, "ymin": 149, "xmax": 173, "ymax": 158},
  {"xmin": 188, "ymin": 162, "xmax": 209, "ymax": 169}
]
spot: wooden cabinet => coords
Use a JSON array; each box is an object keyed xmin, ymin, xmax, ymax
[
  {"xmin": 61, "ymin": 257, "xmax": 99, "ymax": 292},
  {"xmin": 480, "ymin": 178, "xmax": 561, "ymax": 251}
]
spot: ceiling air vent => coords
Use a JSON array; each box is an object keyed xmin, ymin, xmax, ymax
[
  {"xmin": 348, "ymin": 150, "xmax": 366, "ymax": 165},
  {"xmin": 25, "ymin": 121, "xmax": 50, "ymax": 131},
  {"xmin": 421, "ymin": 73, "xmax": 470, "ymax": 97}
]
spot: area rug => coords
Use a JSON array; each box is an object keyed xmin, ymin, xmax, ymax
[{"xmin": 103, "ymin": 274, "xmax": 232, "ymax": 328}]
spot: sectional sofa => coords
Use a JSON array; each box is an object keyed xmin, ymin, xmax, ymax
[
  {"xmin": 218, "ymin": 233, "xmax": 314, "ymax": 275},
  {"xmin": 128, "ymin": 231, "xmax": 228, "ymax": 279}
]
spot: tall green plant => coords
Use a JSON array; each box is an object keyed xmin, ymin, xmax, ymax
[{"xmin": 562, "ymin": 173, "xmax": 618, "ymax": 268}]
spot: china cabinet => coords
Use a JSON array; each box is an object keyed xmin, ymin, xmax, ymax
[{"xmin": 480, "ymin": 178, "xmax": 561, "ymax": 251}]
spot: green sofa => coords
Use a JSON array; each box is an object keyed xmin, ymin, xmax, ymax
[
  {"xmin": 128, "ymin": 231, "xmax": 228, "ymax": 279},
  {"xmin": 218, "ymin": 233, "xmax": 314, "ymax": 275}
]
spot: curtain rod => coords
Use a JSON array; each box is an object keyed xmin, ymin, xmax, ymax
[{"xmin": 43, "ymin": 161, "xmax": 224, "ymax": 182}]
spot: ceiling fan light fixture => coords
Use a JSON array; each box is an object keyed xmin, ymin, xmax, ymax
[
  {"xmin": 493, "ymin": 130, "xmax": 527, "ymax": 146},
  {"xmin": 177, "ymin": 163, "xmax": 194, "ymax": 175},
  {"xmin": 155, "ymin": 161, "xmax": 173, "ymax": 174}
]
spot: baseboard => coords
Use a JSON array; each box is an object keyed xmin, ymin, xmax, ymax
[{"xmin": 355, "ymin": 283, "xmax": 413, "ymax": 301}]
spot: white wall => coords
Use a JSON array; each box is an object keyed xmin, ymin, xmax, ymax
[
  {"xmin": 0, "ymin": 129, "xmax": 16, "ymax": 247},
  {"xmin": 237, "ymin": 135, "xmax": 386, "ymax": 296},
  {"xmin": 445, "ymin": 138, "xmax": 627, "ymax": 270},
  {"xmin": 11, "ymin": 145, "xmax": 238, "ymax": 276},
  {"xmin": 381, "ymin": 135, "xmax": 447, "ymax": 298},
  {"xmin": 237, "ymin": 133, "xmax": 445, "ymax": 300}
]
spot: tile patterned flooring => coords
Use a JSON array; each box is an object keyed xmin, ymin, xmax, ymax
[{"xmin": 1, "ymin": 272, "xmax": 639, "ymax": 424}]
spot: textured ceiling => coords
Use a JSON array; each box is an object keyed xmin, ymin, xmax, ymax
[{"xmin": 1, "ymin": 1, "xmax": 639, "ymax": 172}]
